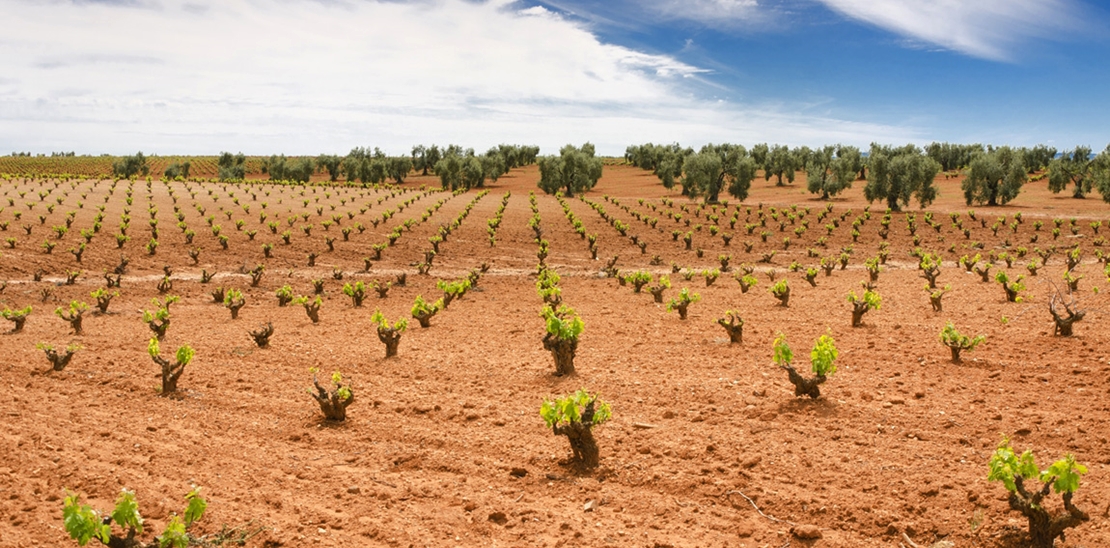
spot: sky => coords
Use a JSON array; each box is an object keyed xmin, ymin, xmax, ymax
[{"xmin": 0, "ymin": 0, "xmax": 1108, "ymax": 156}]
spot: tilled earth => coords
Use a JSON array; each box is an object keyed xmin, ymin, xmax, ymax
[{"xmin": 1, "ymin": 165, "xmax": 1109, "ymax": 548}]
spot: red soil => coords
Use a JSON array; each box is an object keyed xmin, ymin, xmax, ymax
[{"xmin": 1, "ymin": 165, "xmax": 1109, "ymax": 548}]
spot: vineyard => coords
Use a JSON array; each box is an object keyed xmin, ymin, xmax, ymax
[
  {"xmin": 0, "ymin": 155, "xmax": 274, "ymax": 180},
  {"xmin": 1, "ymin": 164, "xmax": 1109, "ymax": 548}
]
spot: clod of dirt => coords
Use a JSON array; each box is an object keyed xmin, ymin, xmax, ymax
[
  {"xmin": 736, "ymin": 519, "xmax": 755, "ymax": 538},
  {"xmin": 346, "ymin": 486, "xmax": 360, "ymax": 495},
  {"xmin": 791, "ymin": 524, "xmax": 822, "ymax": 539}
]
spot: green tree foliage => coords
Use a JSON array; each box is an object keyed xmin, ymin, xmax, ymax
[
  {"xmin": 338, "ymin": 149, "xmax": 410, "ymax": 185},
  {"xmin": 1096, "ymin": 146, "xmax": 1110, "ymax": 203},
  {"xmin": 1048, "ymin": 146, "xmax": 1095, "ymax": 198},
  {"xmin": 1021, "ymin": 144, "xmax": 1057, "ymax": 173},
  {"xmin": 422, "ymin": 144, "xmax": 536, "ymax": 189},
  {"xmin": 343, "ymin": 147, "xmax": 388, "ymax": 184},
  {"xmin": 411, "ymin": 144, "xmax": 437, "ymax": 175},
  {"xmin": 806, "ymin": 145, "xmax": 860, "ymax": 199},
  {"xmin": 679, "ymin": 144, "xmax": 757, "ymax": 203},
  {"xmin": 864, "ymin": 144, "xmax": 941, "ymax": 211},
  {"xmin": 481, "ymin": 148, "xmax": 507, "ymax": 183},
  {"xmin": 434, "ymin": 148, "xmax": 484, "ymax": 191},
  {"xmin": 764, "ymin": 144, "xmax": 799, "ymax": 186},
  {"xmin": 111, "ymin": 152, "xmax": 148, "ymax": 178},
  {"xmin": 494, "ymin": 144, "xmax": 540, "ymax": 169},
  {"xmin": 750, "ymin": 143, "xmax": 769, "ymax": 170},
  {"xmin": 386, "ymin": 155, "xmax": 413, "ymax": 184},
  {"xmin": 264, "ymin": 155, "xmax": 315, "ymax": 183},
  {"xmin": 537, "ymin": 143, "xmax": 603, "ymax": 197},
  {"xmin": 624, "ymin": 143, "xmax": 693, "ymax": 189},
  {"xmin": 963, "ymin": 146, "xmax": 1027, "ymax": 206},
  {"xmin": 217, "ymin": 151, "xmax": 246, "ymax": 181},
  {"xmin": 163, "ymin": 160, "xmax": 191, "ymax": 180},
  {"xmin": 315, "ymin": 154, "xmax": 342, "ymax": 181},
  {"xmin": 925, "ymin": 142, "xmax": 983, "ymax": 171}
]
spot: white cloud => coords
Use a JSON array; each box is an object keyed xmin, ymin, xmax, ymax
[
  {"xmin": 643, "ymin": 0, "xmax": 763, "ymax": 24},
  {"xmin": 0, "ymin": 0, "xmax": 916, "ymax": 155},
  {"xmin": 817, "ymin": 0, "xmax": 1086, "ymax": 61}
]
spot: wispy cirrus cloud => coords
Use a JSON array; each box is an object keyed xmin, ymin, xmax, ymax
[
  {"xmin": 816, "ymin": 0, "xmax": 1090, "ymax": 61},
  {"xmin": 644, "ymin": 0, "xmax": 763, "ymax": 24},
  {"xmin": 539, "ymin": 0, "xmax": 778, "ymax": 31},
  {"xmin": 0, "ymin": 0, "xmax": 917, "ymax": 155}
]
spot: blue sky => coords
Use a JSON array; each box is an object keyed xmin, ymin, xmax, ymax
[{"xmin": 1, "ymin": 0, "xmax": 1108, "ymax": 156}]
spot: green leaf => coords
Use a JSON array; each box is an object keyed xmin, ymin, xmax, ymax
[
  {"xmin": 175, "ymin": 345, "xmax": 195, "ymax": 366},
  {"xmin": 987, "ymin": 437, "xmax": 1039, "ymax": 493},
  {"xmin": 771, "ymin": 333, "xmax": 792, "ymax": 366},
  {"xmin": 62, "ymin": 491, "xmax": 110, "ymax": 546},
  {"xmin": 810, "ymin": 334, "xmax": 838, "ymax": 376},
  {"xmin": 182, "ymin": 487, "xmax": 207, "ymax": 527},
  {"xmin": 540, "ymin": 390, "xmax": 611, "ymax": 428},
  {"xmin": 1041, "ymin": 454, "xmax": 1087, "ymax": 494},
  {"xmin": 158, "ymin": 515, "xmax": 188, "ymax": 548},
  {"xmin": 110, "ymin": 489, "xmax": 143, "ymax": 534}
]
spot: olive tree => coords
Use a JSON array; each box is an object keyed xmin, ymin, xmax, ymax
[
  {"xmin": 163, "ymin": 160, "xmax": 191, "ymax": 180},
  {"xmin": 806, "ymin": 145, "xmax": 860, "ymax": 199},
  {"xmin": 343, "ymin": 147, "xmax": 399, "ymax": 184},
  {"xmin": 750, "ymin": 143, "xmax": 769, "ymax": 169},
  {"xmin": 962, "ymin": 146, "xmax": 1027, "ymax": 206},
  {"xmin": 537, "ymin": 143, "xmax": 602, "ymax": 198},
  {"xmin": 764, "ymin": 144, "xmax": 799, "ymax": 186},
  {"xmin": 863, "ymin": 144, "xmax": 940, "ymax": 211},
  {"xmin": 481, "ymin": 148, "xmax": 508, "ymax": 183},
  {"xmin": 626, "ymin": 142, "xmax": 692, "ymax": 190},
  {"xmin": 1096, "ymin": 146, "xmax": 1110, "ymax": 203},
  {"xmin": 316, "ymin": 154, "xmax": 342, "ymax": 181},
  {"xmin": 112, "ymin": 152, "xmax": 149, "ymax": 178},
  {"xmin": 491, "ymin": 144, "xmax": 539, "ymax": 170},
  {"xmin": 265, "ymin": 155, "xmax": 314, "ymax": 183},
  {"xmin": 1021, "ymin": 144, "xmax": 1057, "ymax": 174},
  {"xmin": 217, "ymin": 152, "xmax": 246, "ymax": 181},
  {"xmin": 1049, "ymin": 146, "xmax": 1096, "ymax": 199},
  {"xmin": 680, "ymin": 144, "xmax": 757, "ymax": 203},
  {"xmin": 411, "ymin": 144, "xmax": 441, "ymax": 176},
  {"xmin": 435, "ymin": 150, "xmax": 485, "ymax": 190},
  {"xmin": 925, "ymin": 142, "xmax": 983, "ymax": 171},
  {"xmin": 387, "ymin": 156, "xmax": 413, "ymax": 184}
]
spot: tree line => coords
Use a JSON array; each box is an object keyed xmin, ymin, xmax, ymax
[
  {"xmin": 626, "ymin": 142, "xmax": 1110, "ymax": 208},
  {"xmin": 106, "ymin": 145, "xmax": 541, "ymax": 188}
]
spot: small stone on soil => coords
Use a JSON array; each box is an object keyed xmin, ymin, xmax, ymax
[{"xmin": 791, "ymin": 524, "xmax": 822, "ymax": 539}]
